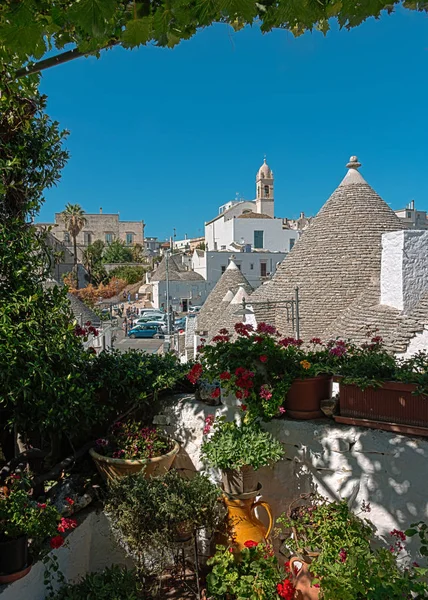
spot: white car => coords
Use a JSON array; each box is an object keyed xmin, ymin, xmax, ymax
[
  {"xmin": 139, "ymin": 308, "xmax": 164, "ymax": 317},
  {"xmin": 132, "ymin": 314, "xmax": 165, "ymax": 326}
]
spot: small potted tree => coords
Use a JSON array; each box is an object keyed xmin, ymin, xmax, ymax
[{"xmin": 105, "ymin": 469, "xmax": 223, "ymax": 581}]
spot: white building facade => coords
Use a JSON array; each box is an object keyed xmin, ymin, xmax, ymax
[
  {"xmin": 192, "ymin": 249, "xmax": 286, "ymax": 289},
  {"xmin": 204, "ymin": 159, "xmax": 299, "ymax": 253}
]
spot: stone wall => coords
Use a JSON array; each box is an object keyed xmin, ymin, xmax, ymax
[{"xmin": 165, "ymin": 395, "xmax": 428, "ymax": 559}]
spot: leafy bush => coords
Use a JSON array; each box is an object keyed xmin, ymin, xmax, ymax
[
  {"xmin": 277, "ymin": 494, "xmax": 428, "ymax": 599},
  {"xmin": 102, "ymin": 239, "xmax": 133, "ymax": 264},
  {"xmin": 94, "ymin": 421, "xmax": 172, "ymax": 460},
  {"xmin": 201, "ymin": 417, "xmax": 284, "ymax": 471},
  {"xmin": 49, "ymin": 565, "xmax": 142, "ymax": 599},
  {"xmin": 106, "ymin": 470, "xmax": 223, "ymax": 575},
  {"xmin": 207, "ymin": 542, "xmax": 293, "ymax": 600},
  {"xmin": 107, "ymin": 265, "xmax": 146, "ymax": 284}
]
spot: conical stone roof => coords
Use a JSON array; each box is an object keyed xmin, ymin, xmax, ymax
[
  {"xmin": 209, "ymin": 285, "xmax": 252, "ymax": 341},
  {"xmin": 196, "ymin": 261, "xmax": 253, "ymax": 334},
  {"xmin": 251, "ymin": 156, "xmax": 404, "ymax": 340},
  {"xmin": 152, "ymin": 254, "xmax": 204, "ymax": 281}
]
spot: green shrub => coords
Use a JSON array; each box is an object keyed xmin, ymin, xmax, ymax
[
  {"xmin": 49, "ymin": 565, "xmax": 141, "ymax": 599},
  {"xmin": 106, "ymin": 470, "xmax": 223, "ymax": 576},
  {"xmin": 201, "ymin": 417, "xmax": 284, "ymax": 471},
  {"xmin": 107, "ymin": 265, "xmax": 146, "ymax": 284}
]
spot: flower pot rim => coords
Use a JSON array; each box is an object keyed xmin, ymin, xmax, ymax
[
  {"xmin": 89, "ymin": 439, "xmax": 180, "ymax": 466},
  {"xmin": 293, "ymin": 375, "xmax": 332, "ymax": 383},
  {"xmin": 338, "ymin": 379, "xmax": 421, "ymax": 393},
  {"xmin": 0, "ymin": 557, "xmax": 32, "ymax": 584}
]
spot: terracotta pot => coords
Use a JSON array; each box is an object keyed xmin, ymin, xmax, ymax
[
  {"xmin": 0, "ymin": 535, "xmax": 30, "ymax": 582},
  {"xmin": 221, "ymin": 466, "xmax": 258, "ymax": 496},
  {"xmin": 89, "ymin": 440, "xmax": 180, "ymax": 483},
  {"xmin": 224, "ymin": 495, "xmax": 273, "ymax": 551},
  {"xmin": 285, "ymin": 376, "xmax": 332, "ymax": 419},
  {"xmin": 290, "ymin": 557, "xmax": 320, "ymax": 600},
  {"xmin": 338, "ymin": 381, "xmax": 428, "ymax": 428}
]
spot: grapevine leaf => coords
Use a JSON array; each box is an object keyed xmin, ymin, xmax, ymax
[{"xmin": 121, "ymin": 18, "xmax": 153, "ymax": 48}]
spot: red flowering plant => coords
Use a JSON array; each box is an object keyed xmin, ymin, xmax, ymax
[
  {"xmin": 206, "ymin": 541, "xmax": 295, "ymax": 600},
  {"xmin": 194, "ymin": 323, "xmax": 293, "ymax": 420},
  {"xmin": 0, "ymin": 474, "xmax": 65, "ymax": 560},
  {"xmin": 94, "ymin": 419, "xmax": 173, "ymax": 461},
  {"xmin": 277, "ymin": 493, "xmax": 428, "ymax": 599}
]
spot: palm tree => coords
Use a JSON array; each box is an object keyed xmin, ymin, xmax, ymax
[{"xmin": 60, "ymin": 203, "xmax": 87, "ymax": 289}]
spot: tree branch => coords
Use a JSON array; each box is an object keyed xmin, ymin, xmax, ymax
[
  {"xmin": 15, "ymin": 42, "xmax": 120, "ymax": 79},
  {"xmin": 30, "ymin": 441, "xmax": 95, "ymax": 488}
]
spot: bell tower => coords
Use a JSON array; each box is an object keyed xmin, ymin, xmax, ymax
[{"xmin": 256, "ymin": 157, "xmax": 274, "ymax": 217}]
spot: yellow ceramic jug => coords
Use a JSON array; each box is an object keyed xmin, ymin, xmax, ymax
[{"xmin": 224, "ymin": 495, "xmax": 273, "ymax": 551}]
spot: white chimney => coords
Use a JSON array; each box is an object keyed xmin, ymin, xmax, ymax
[{"xmin": 100, "ymin": 207, "xmax": 103, "ymax": 214}]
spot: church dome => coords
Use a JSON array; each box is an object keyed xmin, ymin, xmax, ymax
[{"xmin": 257, "ymin": 158, "xmax": 272, "ymax": 179}]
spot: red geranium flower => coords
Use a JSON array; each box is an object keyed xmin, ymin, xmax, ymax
[
  {"xmin": 259, "ymin": 355, "xmax": 268, "ymax": 363},
  {"xmin": 65, "ymin": 497, "xmax": 75, "ymax": 506},
  {"xmin": 241, "ymin": 404, "xmax": 247, "ymax": 411},
  {"xmin": 37, "ymin": 503, "xmax": 47, "ymax": 509},
  {"xmin": 57, "ymin": 517, "xmax": 78, "ymax": 533},
  {"xmin": 219, "ymin": 371, "xmax": 231, "ymax": 380},
  {"xmin": 244, "ymin": 540, "xmax": 258, "ymax": 548},
  {"xmin": 50, "ymin": 535, "xmax": 65, "ymax": 550},
  {"xmin": 211, "ymin": 387, "xmax": 221, "ymax": 399}
]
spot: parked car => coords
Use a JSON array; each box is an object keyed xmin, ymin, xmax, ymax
[
  {"xmin": 139, "ymin": 307, "xmax": 164, "ymax": 316},
  {"xmin": 189, "ymin": 306, "xmax": 202, "ymax": 314},
  {"xmin": 174, "ymin": 317, "xmax": 186, "ymax": 330},
  {"xmin": 132, "ymin": 314, "xmax": 165, "ymax": 326},
  {"xmin": 127, "ymin": 323, "xmax": 164, "ymax": 339}
]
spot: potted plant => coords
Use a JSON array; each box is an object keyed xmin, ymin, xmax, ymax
[
  {"xmin": 201, "ymin": 416, "xmax": 284, "ymax": 496},
  {"xmin": 105, "ymin": 470, "xmax": 223, "ymax": 579},
  {"xmin": 192, "ymin": 323, "xmax": 290, "ymax": 420},
  {"xmin": 0, "ymin": 476, "xmax": 63, "ymax": 583},
  {"xmin": 89, "ymin": 420, "xmax": 180, "ymax": 482},
  {"xmin": 206, "ymin": 541, "xmax": 296, "ymax": 599},
  {"xmin": 280, "ymin": 338, "xmax": 336, "ymax": 419},
  {"xmin": 334, "ymin": 336, "xmax": 428, "ymax": 433},
  {"xmin": 277, "ymin": 494, "xmax": 428, "ymax": 599}
]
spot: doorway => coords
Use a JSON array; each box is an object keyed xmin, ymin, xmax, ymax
[{"xmin": 182, "ymin": 298, "xmax": 188, "ymax": 313}]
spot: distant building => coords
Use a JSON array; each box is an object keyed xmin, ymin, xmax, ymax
[
  {"xmin": 395, "ymin": 200, "xmax": 428, "ymax": 229},
  {"xmin": 204, "ymin": 159, "xmax": 301, "ymax": 253},
  {"xmin": 149, "ymin": 254, "xmax": 209, "ymax": 312},
  {"xmin": 174, "ymin": 236, "xmax": 205, "ymax": 252},
  {"xmin": 144, "ymin": 236, "xmax": 162, "ymax": 255},
  {"xmin": 192, "ymin": 249, "xmax": 286, "ymax": 290},
  {"xmin": 38, "ymin": 207, "xmax": 145, "ymax": 260}
]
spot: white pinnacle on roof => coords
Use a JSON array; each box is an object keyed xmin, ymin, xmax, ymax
[
  {"xmin": 222, "ymin": 289, "xmax": 234, "ymax": 302},
  {"xmin": 226, "ymin": 260, "xmax": 239, "ymax": 271},
  {"xmin": 231, "ymin": 285, "xmax": 250, "ymax": 305},
  {"xmin": 340, "ymin": 156, "xmax": 367, "ymax": 186}
]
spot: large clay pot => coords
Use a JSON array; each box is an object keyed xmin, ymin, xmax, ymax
[
  {"xmin": 224, "ymin": 495, "xmax": 273, "ymax": 551},
  {"xmin": 285, "ymin": 376, "xmax": 332, "ymax": 419},
  {"xmin": 290, "ymin": 557, "xmax": 320, "ymax": 600},
  {"xmin": 0, "ymin": 535, "xmax": 30, "ymax": 583},
  {"xmin": 89, "ymin": 440, "xmax": 180, "ymax": 483},
  {"xmin": 221, "ymin": 466, "xmax": 258, "ymax": 496}
]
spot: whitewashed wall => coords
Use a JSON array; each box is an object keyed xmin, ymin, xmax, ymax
[
  {"xmin": 381, "ymin": 230, "xmax": 428, "ymax": 313},
  {"xmin": 165, "ymin": 395, "xmax": 428, "ymax": 559},
  {"xmin": 0, "ymin": 511, "xmax": 133, "ymax": 600}
]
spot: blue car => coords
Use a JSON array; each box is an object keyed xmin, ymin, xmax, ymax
[
  {"xmin": 128, "ymin": 323, "xmax": 163, "ymax": 339},
  {"xmin": 174, "ymin": 317, "xmax": 186, "ymax": 329}
]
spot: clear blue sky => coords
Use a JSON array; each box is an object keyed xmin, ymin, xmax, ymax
[{"xmin": 39, "ymin": 8, "xmax": 428, "ymax": 240}]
